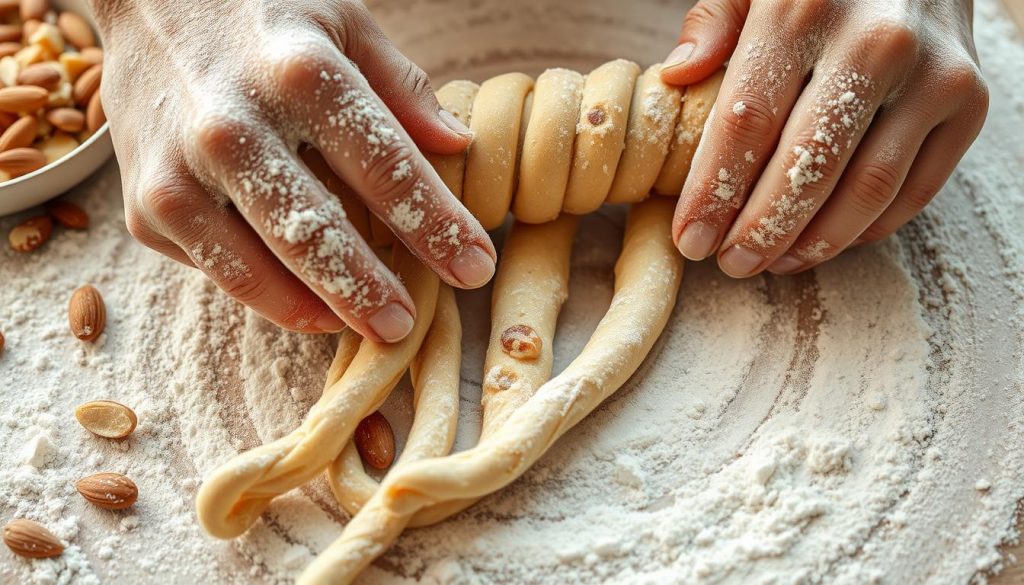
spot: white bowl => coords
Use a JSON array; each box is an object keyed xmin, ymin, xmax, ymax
[{"xmin": 0, "ymin": 0, "xmax": 113, "ymax": 217}]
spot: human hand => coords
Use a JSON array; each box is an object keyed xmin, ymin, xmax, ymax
[
  {"xmin": 661, "ymin": 0, "xmax": 988, "ymax": 277},
  {"xmin": 90, "ymin": 0, "xmax": 496, "ymax": 341}
]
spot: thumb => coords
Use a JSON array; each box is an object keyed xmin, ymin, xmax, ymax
[
  {"xmin": 342, "ymin": 10, "xmax": 472, "ymax": 156},
  {"xmin": 661, "ymin": 0, "xmax": 750, "ymax": 86}
]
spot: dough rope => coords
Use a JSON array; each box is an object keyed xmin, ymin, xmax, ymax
[{"xmin": 196, "ymin": 59, "xmax": 723, "ymax": 583}]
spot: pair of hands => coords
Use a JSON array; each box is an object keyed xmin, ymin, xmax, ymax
[{"xmin": 92, "ymin": 0, "xmax": 988, "ymax": 342}]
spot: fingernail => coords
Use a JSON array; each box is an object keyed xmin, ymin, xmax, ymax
[
  {"xmin": 439, "ymin": 109, "xmax": 473, "ymax": 137},
  {"xmin": 448, "ymin": 245, "xmax": 495, "ymax": 288},
  {"xmin": 367, "ymin": 302, "xmax": 415, "ymax": 343},
  {"xmin": 663, "ymin": 42, "xmax": 696, "ymax": 69},
  {"xmin": 314, "ymin": 310, "xmax": 346, "ymax": 333},
  {"xmin": 677, "ymin": 222, "xmax": 719, "ymax": 260},
  {"xmin": 719, "ymin": 245, "xmax": 765, "ymax": 278},
  {"xmin": 767, "ymin": 255, "xmax": 804, "ymax": 275}
]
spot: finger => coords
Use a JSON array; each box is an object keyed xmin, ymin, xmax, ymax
[
  {"xmin": 124, "ymin": 199, "xmax": 195, "ymax": 268},
  {"xmin": 857, "ymin": 108, "xmax": 987, "ymax": 245},
  {"xmin": 136, "ymin": 170, "xmax": 346, "ymax": 333},
  {"xmin": 188, "ymin": 116, "xmax": 417, "ymax": 343},
  {"xmin": 672, "ymin": 3, "xmax": 814, "ymax": 260},
  {"xmin": 717, "ymin": 23, "xmax": 918, "ymax": 278},
  {"xmin": 660, "ymin": 0, "xmax": 751, "ymax": 86},
  {"xmin": 764, "ymin": 107, "xmax": 932, "ymax": 274},
  {"xmin": 335, "ymin": 2, "xmax": 472, "ymax": 155},
  {"xmin": 269, "ymin": 45, "xmax": 497, "ymax": 290}
]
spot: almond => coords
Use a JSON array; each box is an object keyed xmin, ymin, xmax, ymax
[
  {"xmin": 68, "ymin": 284, "xmax": 105, "ymax": 341},
  {"xmin": 46, "ymin": 106, "xmax": 83, "ymax": 132},
  {"xmin": 354, "ymin": 411, "xmax": 395, "ymax": 470},
  {"xmin": 86, "ymin": 89, "xmax": 104, "ymax": 132},
  {"xmin": 0, "ymin": 85, "xmax": 47, "ymax": 113},
  {"xmin": 500, "ymin": 324, "xmax": 542, "ymax": 360},
  {"xmin": 75, "ymin": 472, "xmax": 138, "ymax": 510},
  {"xmin": 0, "ymin": 115, "xmax": 36, "ymax": 151},
  {"xmin": 0, "ymin": 0, "xmax": 16, "ymax": 14},
  {"xmin": 20, "ymin": 0, "xmax": 49, "ymax": 21},
  {"xmin": 0, "ymin": 146, "xmax": 45, "ymax": 176},
  {"xmin": 58, "ymin": 51, "xmax": 90, "ymax": 81},
  {"xmin": 0, "ymin": 56, "xmax": 19, "ymax": 87},
  {"xmin": 8, "ymin": 214, "xmax": 51, "ymax": 252},
  {"xmin": 21, "ymin": 19, "xmax": 40, "ymax": 44},
  {"xmin": 13, "ymin": 44, "xmax": 45, "ymax": 68},
  {"xmin": 72, "ymin": 63, "xmax": 99, "ymax": 106},
  {"xmin": 75, "ymin": 400, "xmax": 137, "ymax": 439},
  {"xmin": 56, "ymin": 12, "xmax": 94, "ymax": 50},
  {"xmin": 18, "ymin": 62, "xmax": 60, "ymax": 90},
  {"xmin": 46, "ymin": 199, "xmax": 88, "ymax": 229},
  {"xmin": 3, "ymin": 519, "xmax": 63, "ymax": 558},
  {"xmin": 28, "ymin": 22, "xmax": 63, "ymax": 56},
  {"xmin": 80, "ymin": 46, "xmax": 102, "ymax": 66},
  {"xmin": 38, "ymin": 132, "xmax": 76, "ymax": 163},
  {"xmin": 0, "ymin": 41, "xmax": 21, "ymax": 59},
  {"xmin": 0, "ymin": 24, "xmax": 20, "ymax": 43}
]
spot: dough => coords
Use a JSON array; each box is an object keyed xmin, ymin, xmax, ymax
[
  {"xmin": 652, "ymin": 68, "xmax": 725, "ymax": 196},
  {"xmin": 425, "ymin": 80, "xmax": 479, "ymax": 201}
]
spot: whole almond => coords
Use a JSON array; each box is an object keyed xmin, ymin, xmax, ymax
[
  {"xmin": 46, "ymin": 200, "xmax": 88, "ymax": 229},
  {"xmin": 0, "ymin": 146, "xmax": 45, "ymax": 176},
  {"xmin": 8, "ymin": 215, "xmax": 51, "ymax": 252},
  {"xmin": 0, "ymin": 24, "xmax": 20, "ymax": 43},
  {"xmin": 72, "ymin": 63, "xmax": 99, "ymax": 106},
  {"xmin": 21, "ymin": 19, "xmax": 40, "ymax": 43},
  {"xmin": 75, "ymin": 472, "xmax": 138, "ymax": 510},
  {"xmin": 0, "ymin": 41, "xmax": 20, "ymax": 59},
  {"xmin": 86, "ymin": 90, "xmax": 104, "ymax": 132},
  {"xmin": 68, "ymin": 284, "xmax": 105, "ymax": 341},
  {"xmin": 0, "ymin": 0, "xmax": 17, "ymax": 13},
  {"xmin": 80, "ymin": 46, "xmax": 102, "ymax": 66},
  {"xmin": 19, "ymin": 0, "xmax": 48, "ymax": 21},
  {"xmin": 56, "ymin": 12, "xmax": 95, "ymax": 50},
  {"xmin": 75, "ymin": 400, "xmax": 137, "ymax": 439},
  {"xmin": 0, "ymin": 115, "xmax": 36, "ymax": 152},
  {"xmin": 17, "ymin": 62, "xmax": 60, "ymax": 90},
  {"xmin": 3, "ymin": 519, "xmax": 63, "ymax": 558},
  {"xmin": 0, "ymin": 85, "xmax": 48, "ymax": 112},
  {"xmin": 46, "ymin": 107, "xmax": 84, "ymax": 133},
  {"xmin": 354, "ymin": 411, "xmax": 395, "ymax": 470}
]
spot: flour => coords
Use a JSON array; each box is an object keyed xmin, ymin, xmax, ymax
[{"xmin": 2, "ymin": 0, "xmax": 1024, "ymax": 583}]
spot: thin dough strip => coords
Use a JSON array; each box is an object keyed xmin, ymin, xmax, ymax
[
  {"xmin": 425, "ymin": 81, "xmax": 480, "ymax": 201},
  {"xmin": 299, "ymin": 198, "xmax": 684, "ymax": 585},
  {"xmin": 327, "ymin": 285, "xmax": 462, "ymax": 517},
  {"xmin": 195, "ymin": 245, "xmax": 440, "ymax": 539}
]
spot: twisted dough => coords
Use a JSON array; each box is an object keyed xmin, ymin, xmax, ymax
[{"xmin": 197, "ymin": 59, "xmax": 723, "ymax": 583}]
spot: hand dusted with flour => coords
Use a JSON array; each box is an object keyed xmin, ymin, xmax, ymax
[{"xmin": 88, "ymin": 0, "xmax": 496, "ymax": 342}]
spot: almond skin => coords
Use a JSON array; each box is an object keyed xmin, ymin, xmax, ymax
[
  {"xmin": 85, "ymin": 90, "xmax": 104, "ymax": 132},
  {"xmin": 0, "ymin": 115, "xmax": 37, "ymax": 152},
  {"xmin": 72, "ymin": 63, "xmax": 99, "ymax": 106},
  {"xmin": 46, "ymin": 200, "xmax": 88, "ymax": 229},
  {"xmin": 75, "ymin": 472, "xmax": 138, "ymax": 510},
  {"xmin": 46, "ymin": 107, "xmax": 84, "ymax": 133},
  {"xmin": 0, "ymin": 24, "xmax": 20, "ymax": 43},
  {"xmin": 56, "ymin": 12, "xmax": 95, "ymax": 50},
  {"xmin": 19, "ymin": 0, "xmax": 48, "ymax": 21},
  {"xmin": 0, "ymin": 146, "xmax": 46, "ymax": 176},
  {"xmin": 8, "ymin": 214, "xmax": 52, "ymax": 252},
  {"xmin": 500, "ymin": 324, "xmax": 543, "ymax": 360},
  {"xmin": 3, "ymin": 519, "xmax": 63, "ymax": 558},
  {"xmin": 0, "ymin": 85, "xmax": 49, "ymax": 113},
  {"xmin": 17, "ymin": 62, "xmax": 61, "ymax": 90},
  {"xmin": 354, "ymin": 411, "xmax": 395, "ymax": 470},
  {"xmin": 68, "ymin": 284, "xmax": 105, "ymax": 341},
  {"xmin": 0, "ymin": 41, "xmax": 21, "ymax": 59},
  {"xmin": 75, "ymin": 400, "xmax": 137, "ymax": 439}
]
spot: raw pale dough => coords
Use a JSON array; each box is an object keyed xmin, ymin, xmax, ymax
[{"xmin": 196, "ymin": 60, "xmax": 720, "ymax": 584}]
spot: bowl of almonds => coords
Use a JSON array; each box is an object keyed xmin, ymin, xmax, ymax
[{"xmin": 0, "ymin": 0, "xmax": 112, "ymax": 217}]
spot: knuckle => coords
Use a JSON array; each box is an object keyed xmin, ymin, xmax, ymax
[
  {"xmin": 865, "ymin": 19, "xmax": 919, "ymax": 58},
  {"xmin": 139, "ymin": 180, "xmax": 197, "ymax": 231},
  {"xmin": 847, "ymin": 162, "xmax": 900, "ymax": 215},
  {"xmin": 410, "ymin": 208, "xmax": 468, "ymax": 261},
  {"xmin": 362, "ymin": 144, "xmax": 420, "ymax": 203},
  {"xmin": 718, "ymin": 94, "xmax": 777, "ymax": 147},
  {"xmin": 770, "ymin": 0, "xmax": 833, "ymax": 25},
  {"xmin": 400, "ymin": 61, "xmax": 434, "ymax": 99},
  {"xmin": 221, "ymin": 272, "xmax": 270, "ymax": 306},
  {"xmin": 190, "ymin": 113, "xmax": 250, "ymax": 160},
  {"xmin": 265, "ymin": 41, "xmax": 335, "ymax": 94},
  {"xmin": 900, "ymin": 182, "xmax": 941, "ymax": 212},
  {"xmin": 125, "ymin": 208, "xmax": 157, "ymax": 245}
]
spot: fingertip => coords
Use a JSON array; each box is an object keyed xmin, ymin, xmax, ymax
[
  {"xmin": 447, "ymin": 244, "xmax": 496, "ymax": 289},
  {"xmin": 366, "ymin": 301, "xmax": 416, "ymax": 343},
  {"xmin": 660, "ymin": 47, "xmax": 726, "ymax": 87}
]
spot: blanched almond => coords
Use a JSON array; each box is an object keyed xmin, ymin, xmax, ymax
[
  {"xmin": 75, "ymin": 473, "xmax": 138, "ymax": 510},
  {"xmin": 0, "ymin": 56, "xmax": 18, "ymax": 87},
  {"xmin": 46, "ymin": 199, "xmax": 88, "ymax": 229},
  {"xmin": 13, "ymin": 43, "xmax": 44, "ymax": 68},
  {"xmin": 59, "ymin": 51, "xmax": 89, "ymax": 81},
  {"xmin": 28, "ymin": 22, "xmax": 63, "ymax": 56},
  {"xmin": 46, "ymin": 107, "xmax": 83, "ymax": 132},
  {"xmin": 56, "ymin": 12, "xmax": 94, "ymax": 49},
  {"xmin": 8, "ymin": 215, "xmax": 52, "ymax": 252},
  {"xmin": 3, "ymin": 519, "xmax": 63, "ymax": 559},
  {"xmin": 0, "ymin": 146, "xmax": 45, "ymax": 175},
  {"xmin": 68, "ymin": 284, "xmax": 105, "ymax": 341},
  {"xmin": 0, "ymin": 85, "xmax": 47, "ymax": 112},
  {"xmin": 86, "ymin": 89, "xmax": 103, "ymax": 132},
  {"xmin": 72, "ymin": 63, "xmax": 99, "ymax": 106},
  {"xmin": 355, "ymin": 411, "xmax": 395, "ymax": 470},
  {"xmin": 0, "ymin": 115, "xmax": 36, "ymax": 151},
  {"xmin": 38, "ymin": 132, "xmax": 76, "ymax": 163},
  {"xmin": 75, "ymin": 400, "xmax": 137, "ymax": 438},
  {"xmin": 20, "ymin": 0, "xmax": 49, "ymax": 21},
  {"xmin": 17, "ymin": 62, "xmax": 60, "ymax": 90}
]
